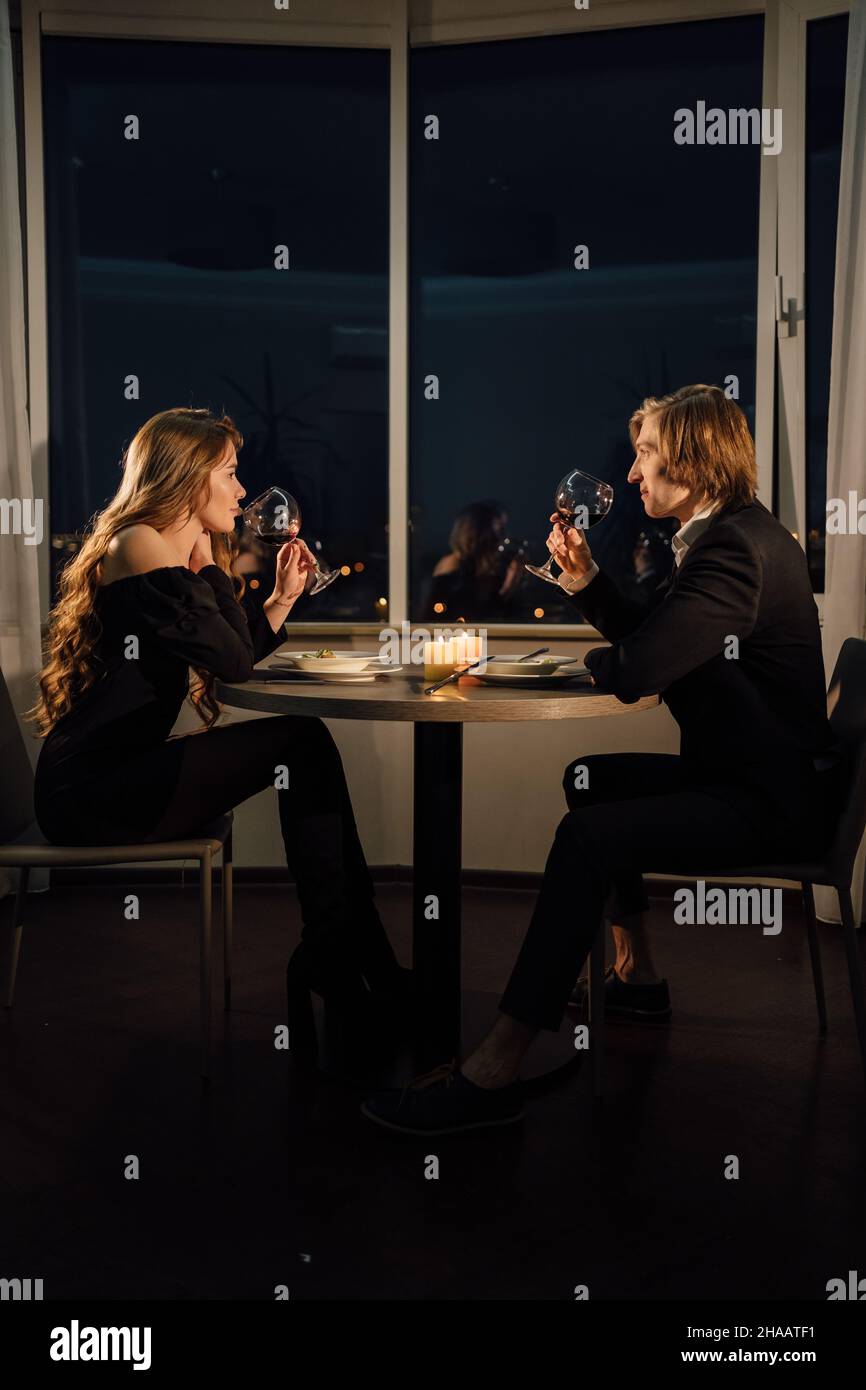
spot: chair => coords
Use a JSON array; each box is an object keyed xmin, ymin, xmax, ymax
[
  {"xmin": 587, "ymin": 637, "xmax": 866, "ymax": 1100},
  {"xmin": 0, "ymin": 665, "xmax": 234, "ymax": 1080}
]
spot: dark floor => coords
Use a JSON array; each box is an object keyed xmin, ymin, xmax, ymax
[{"xmin": 1, "ymin": 875, "xmax": 865, "ymax": 1301}]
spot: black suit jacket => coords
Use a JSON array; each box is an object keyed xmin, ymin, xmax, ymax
[{"xmin": 570, "ymin": 497, "xmax": 840, "ymax": 819}]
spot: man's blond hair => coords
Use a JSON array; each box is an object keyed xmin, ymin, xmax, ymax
[{"xmin": 630, "ymin": 384, "xmax": 757, "ymax": 507}]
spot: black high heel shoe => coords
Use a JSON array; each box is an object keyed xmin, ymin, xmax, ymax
[{"xmin": 286, "ymin": 942, "xmax": 415, "ymax": 1064}]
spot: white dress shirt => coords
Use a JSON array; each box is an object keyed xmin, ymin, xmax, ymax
[
  {"xmin": 669, "ymin": 498, "xmax": 722, "ymax": 568},
  {"xmin": 557, "ymin": 498, "xmax": 722, "ymax": 595}
]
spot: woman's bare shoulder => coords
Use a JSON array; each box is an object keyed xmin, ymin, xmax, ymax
[
  {"xmin": 432, "ymin": 553, "xmax": 461, "ymax": 577},
  {"xmin": 99, "ymin": 525, "xmax": 180, "ymax": 585}
]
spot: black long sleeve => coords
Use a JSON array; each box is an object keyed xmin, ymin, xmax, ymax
[
  {"xmin": 564, "ymin": 567, "xmax": 658, "ymax": 643},
  {"xmin": 129, "ymin": 565, "xmax": 261, "ymax": 683},
  {"xmin": 235, "ymin": 576, "xmax": 289, "ymax": 664},
  {"xmin": 583, "ymin": 525, "xmax": 762, "ymax": 702}
]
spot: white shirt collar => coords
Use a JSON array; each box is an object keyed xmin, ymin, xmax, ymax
[{"xmin": 671, "ymin": 499, "xmax": 722, "ymax": 568}]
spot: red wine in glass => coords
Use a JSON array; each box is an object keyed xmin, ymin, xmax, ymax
[
  {"xmin": 241, "ymin": 487, "xmax": 338, "ymax": 595},
  {"xmin": 260, "ymin": 529, "xmax": 298, "ymax": 546},
  {"xmin": 526, "ymin": 471, "xmax": 614, "ymax": 585},
  {"xmin": 557, "ymin": 505, "xmax": 608, "ymax": 529}
]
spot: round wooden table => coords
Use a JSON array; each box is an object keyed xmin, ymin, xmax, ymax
[{"xmin": 216, "ymin": 666, "xmax": 659, "ymax": 1082}]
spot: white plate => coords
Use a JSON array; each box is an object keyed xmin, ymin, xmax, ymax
[
  {"xmin": 483, "ymin": 664, "xmax": 578, "ymax": 681},
  {"xmin": 275, "ymin": 650, "xmax": 386, "ymax": 674},
  {"xmin": 475, "ymin": 666, "xmax": 590, "ymax": 688},
  {"xmin": 292, "ymin": 664, "xmax": 404, "ymax": 684},
  {"xmin": 483, "ymin": 658, "xmax": 581, "ymax": 676},
  {"xmin": 295, "ymin": 671, "xmax": 376, "ymax": 683}
]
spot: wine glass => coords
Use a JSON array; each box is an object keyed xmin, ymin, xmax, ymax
[
  {"xmin": 525, "ymin": 469, "xmax": 614, "ymax": 585},
  {"xmin": 495, "ymin": 535, "xmax": 530, "ymax": 596},
  {"xmin": 241, "ymin": 486, "xmax": 339, "ymax": 595},
  {"xmin": 497, "ymin": 536, "xmax": 532, "ymax": 564}
]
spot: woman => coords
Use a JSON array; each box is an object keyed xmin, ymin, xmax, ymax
[
  {"xmin": 423, "ymin": 500, "xmax": 522, "ymax": 622},
  {"xmin": 27, "ymin": 407, "xmax": 410, "ymax": 1045}
]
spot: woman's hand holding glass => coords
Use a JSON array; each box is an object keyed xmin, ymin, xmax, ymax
[{"xmin": 270, "ymin": 539, "xmax": 316, "ymax": 610}]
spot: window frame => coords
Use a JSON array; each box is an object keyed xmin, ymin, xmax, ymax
[
  {"xmin": 22, "ymin": 0, "xmax": 839, "ymax": 637},
  {"xmin": 774, "ymin": 0, "xmax": 850, "ymax": 609}
]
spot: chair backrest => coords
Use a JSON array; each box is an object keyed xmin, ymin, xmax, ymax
[
  {"xmin": 826, "ymin": 637, "xmax": 866, "ymax": 884},
  {"xmin": 0, "ymin": 663, "xmax": 36, "ymax": 843}
]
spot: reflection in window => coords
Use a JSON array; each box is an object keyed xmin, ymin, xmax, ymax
[
  {"xmin": 420, "ymin": 499, "xmax": 519, "ymax": 623},
  {"xmin": 409, "ymin": 17, "xmax": 763, "ymax": 622},
  {"xmin": 43, "ymin": 37, "xmax": 389, "ymax": 620},
  {"xmin": 805, "ymin": 13, "xmax": 848, "ymax": 593}
]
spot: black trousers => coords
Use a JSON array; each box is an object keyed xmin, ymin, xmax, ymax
[
  {"xmin": 38, "ymin": 715, "xmax": 397, "ymax": 976},
  {"xmin": 499, "ymin": 753, "xmax": 844, "ymax": 1033}
]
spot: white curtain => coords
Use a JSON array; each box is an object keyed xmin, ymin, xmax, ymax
[
  {"xmin": 1, "ymin": 0, "xmax": 45, "ymax": 899},
  {"xmin": 816, "ymin": 0, "xmax": 866, "ymax": 926}
]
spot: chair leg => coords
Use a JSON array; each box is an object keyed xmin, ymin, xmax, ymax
[
  {"xmin": 838, "ymin": 889, "xmax": 866, "ymax": 1092},
  {"xmin": 588, "ymin": 926, "xmax": 605, "ymax": 1099},
  {"xmin": 801, "ymin": 883, "xmax": 828, "ymax": 1033},
  {"xmin": 222, "ymin": 828, "xmax": 234, "ymax": 1013},
  {"xmin": 200, "ymin": 846, "xmax": 213, "ymax": 1081},
  {"xmin": 4, "ymin": 866, "xmax": 30, "ymax": 1009}
]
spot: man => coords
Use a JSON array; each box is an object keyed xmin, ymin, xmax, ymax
[{"xmin": 362, "ymin": 385, "xmax": 847, "ymax": 1135}]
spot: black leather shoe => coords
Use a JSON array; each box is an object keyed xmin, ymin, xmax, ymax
[
  {"xmin": 568, "ymin": 965, "xmax": 672, "ymax": 1020},
  {"xmin": 361, "ymin": 1062, "xmax": 525, "ymax": 1136}
]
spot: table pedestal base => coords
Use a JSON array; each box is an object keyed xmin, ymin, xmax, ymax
[{"xmin": 412, "ymin": 723, "xmax": 463, "ymax": 1061}]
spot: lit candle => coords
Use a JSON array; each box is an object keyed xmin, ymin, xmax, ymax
[
  {"xmin": 453, "ymin": 630, "xmax": 484, "ymax": 665},
  {"xmin": 423, "ymin": 639, "xmax": 457, "ymax": 683}
]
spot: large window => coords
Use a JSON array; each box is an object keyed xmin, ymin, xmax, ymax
[
  {"xmin": 33, "ymin": 6, "xmax": 848, "ymax": 630},
  {"xmin": 42, "ymin": 37, "xmax": 389, "ymax": 619},
  {"xmin": 409, "ymin": 16, "xmax": 764, "ymax": 625}
]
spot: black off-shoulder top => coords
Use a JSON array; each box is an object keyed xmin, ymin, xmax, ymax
[{"xmin": 34, "ymin": 564, "xmax": 288, "ymax": 830}]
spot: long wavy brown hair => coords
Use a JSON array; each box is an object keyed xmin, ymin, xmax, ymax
[
  {"xmin": 448, "ymin": 501, "xmax": 507, "ymax": 577},
  {"xmin": 26, "ymin": 407, "xmax": 248, "ymax": 737}
]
